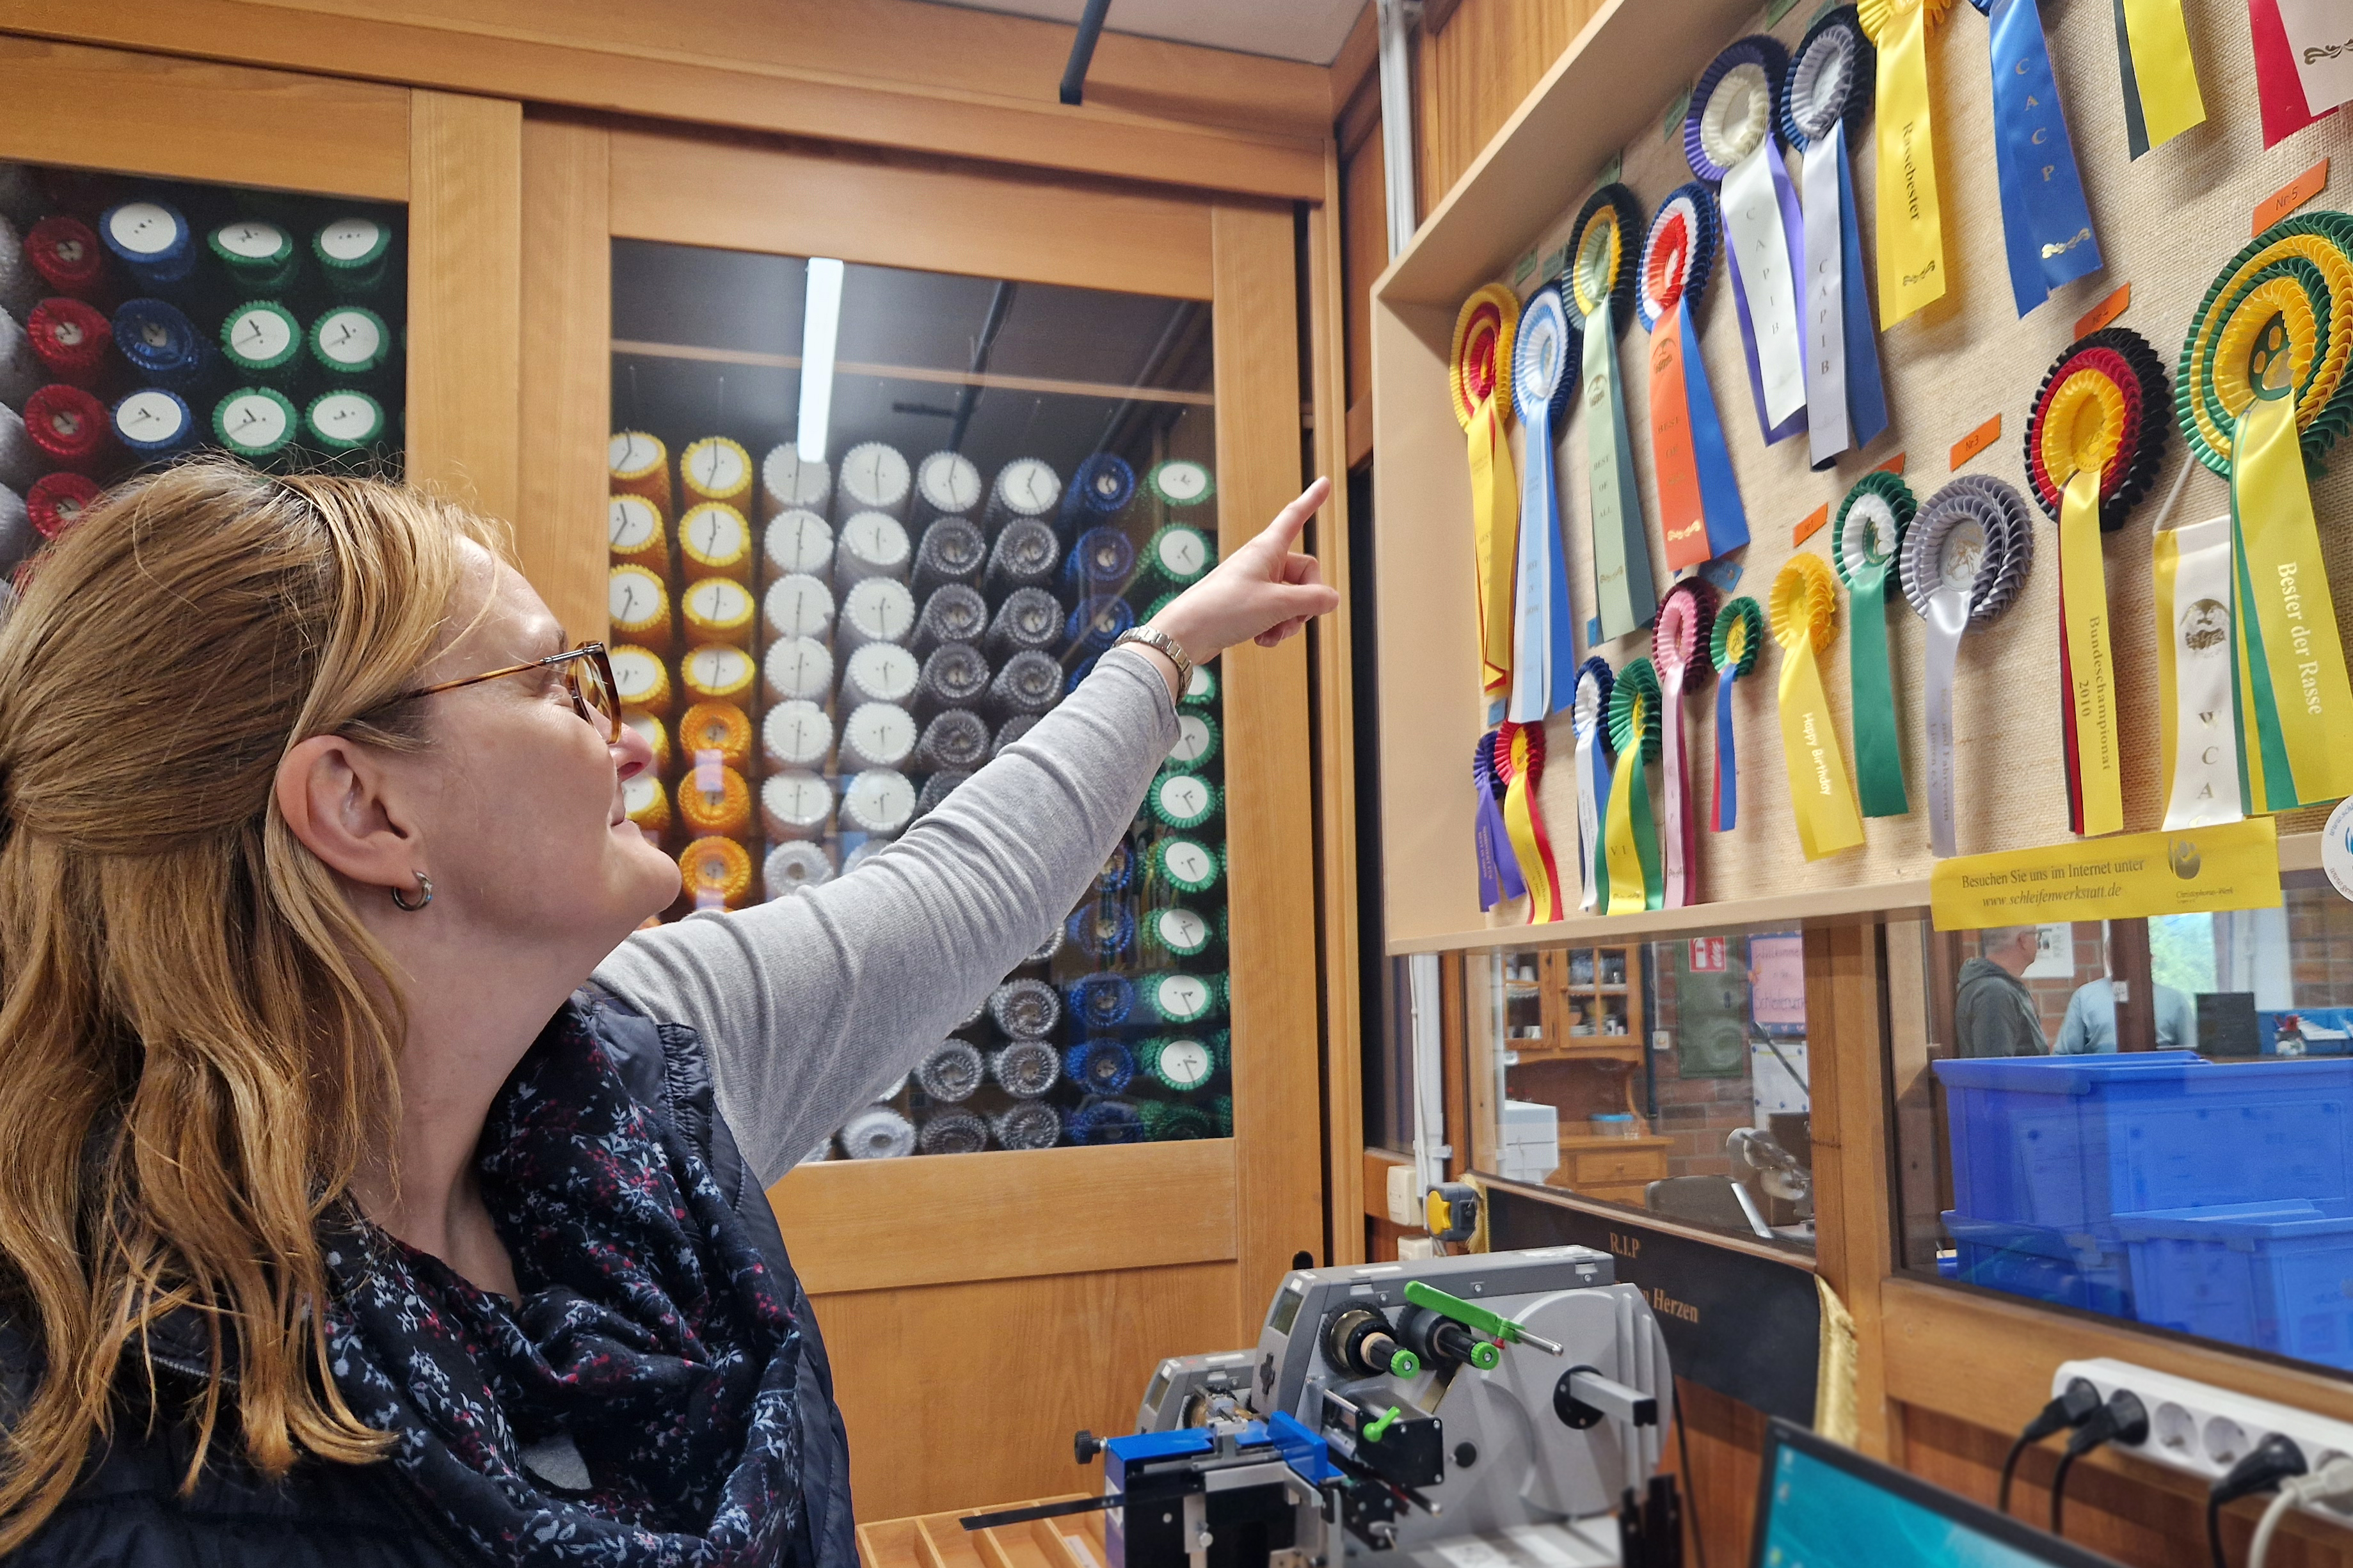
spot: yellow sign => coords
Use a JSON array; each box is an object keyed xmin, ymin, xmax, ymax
[{"xmin": 1930, "ymin": 818, "xmax": 2281, "ymax": 930}]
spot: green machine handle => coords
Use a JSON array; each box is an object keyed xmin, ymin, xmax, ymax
[
  {"xmin": 1403, "ymin": 1280, "xmax": 1565, "ymax": 1359},
  {"xmin": 1362, "ymin": 1406, "xmax": 1403, "ymax": 1442}
]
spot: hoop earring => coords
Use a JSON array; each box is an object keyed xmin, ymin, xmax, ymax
[{"xmin": 390, "ymin": 871, "xmax": 433, "ymax": 912}]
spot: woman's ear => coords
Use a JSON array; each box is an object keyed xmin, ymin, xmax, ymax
[{"xmin": 275, "ymin": 734, "xmax": 416, "ymax": 892}]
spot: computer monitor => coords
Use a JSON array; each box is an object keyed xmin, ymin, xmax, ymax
[{"xmin": 1751, "ymin": 1419, "xmax": 2124, "ymax": 1568}]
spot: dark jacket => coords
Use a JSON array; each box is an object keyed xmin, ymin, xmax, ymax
[
  {"xmin": 1, "ymin": 989, "xmax": 856, "ymax": 1567},
  {"xmin": 1954, "ymin": 956, "xmax": 2050, "ymax": 1058}
]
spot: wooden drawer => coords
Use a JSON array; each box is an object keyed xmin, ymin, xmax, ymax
[
  {"xmin": 1577, "ymin": 1183, "xmax": 1653, "ymax": 1208},
  {"xmin": 1568, "ymin": 1148, "xmax": 1670, "ymax": 1188}
]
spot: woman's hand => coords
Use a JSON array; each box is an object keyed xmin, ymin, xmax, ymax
[{"xmin": 1145, "ymin": 477, "xmax": 1340, "ymax": 667}]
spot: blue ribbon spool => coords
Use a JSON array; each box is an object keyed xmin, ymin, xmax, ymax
[
  {"xmin": 1060, "ymin": 453, "xmax": 1135, "ymax": 535},
  {"xmin": 1065, "ymin": 897, "xmax": 1137, "ymax": 960},
  {"xmin": 113, "ymin": 299, "xmax": 210, "ymax": 390},
  {"xmin": 1067, "ymin": 971, "xmax": 1136, "ymax": 1031},
  {"xmin": 1065, "ymin": 1039, "xmax": 1137, "ymax": 1095},
  {"xmin": 1096, "ymin": 839, "xmax": 1135, "ymax": 893},
  {"xmin": 1067, "ymin": 1097, "xmax": 1145, "ymax": 1145},
  {"xmin": 1065, "ymin": 594, "xmax": 1134, "ymax": 655},
  {"xmin": 99, "ymin": 200, "xmax": 197, "ymax": 290},
  {"xmin": 1064, "ymin": 656, "xmax": 1098, "ymax": 695},
  {"xmin": 111, "ymin": 388, "xmax": 196, "ymax": 459},
  {"xmin": 1064, "ymin": 524, "xmax": 1136, "ymax": 591}
]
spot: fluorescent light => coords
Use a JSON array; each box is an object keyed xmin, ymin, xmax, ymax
[{"xmin": 797, "ymin": 257, "xmax": 845, "ymax": 464}]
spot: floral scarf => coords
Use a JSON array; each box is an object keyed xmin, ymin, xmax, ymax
[{"xmin": 323, "ymin": 1003, "xmax": 805, "ymax": 1565}]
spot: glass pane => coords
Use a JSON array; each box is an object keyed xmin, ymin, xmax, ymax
[
  {"xmin": 609, "ymin": 241, "xmax": 1222, "ymax": 1160},
  {"xmin": 1899, "ymin": 897, "xmax": 2353, "ymax": 1375},
  {"xmin": 1474, "ymin": 930, "xmax": 1816, "ymax": 1256},
  {"xmin": 0, "ymin": 161, "xmax": 407, "ymax": 569}
]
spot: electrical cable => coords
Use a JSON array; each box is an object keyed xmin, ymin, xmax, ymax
[
  {"xmin": 2050, "ymin": 1390, "xmax": 2148, "ymax": 1538},
  {"xmin": 2248, "ymin": 1456, "xmax": 2353, "ymax": 1568},
  {"xmin": 1998, "ymin": 1378, "xmax": 2103, "ymax": 1516},
  {"xmin": 2208, "ymin": 1434, "xmax": 2306, "ymax": 1568}
]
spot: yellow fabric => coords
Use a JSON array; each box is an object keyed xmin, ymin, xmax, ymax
[
  {"xmin": 2119, "ymin": 0, "xmax": 2206, "ymax": 150},
  {"xmin": 2057, "ymin": 467, "xmax": 2124, "ymax": 835},
  {"xmin": 2182, "ymin": 234, "xmax": 2353, "ymax": 462},
  {"xmin": 1452, "ymin": 285, "xmax": 1521, "ymax": 698},
  {"xmin": 1814, "ymin": 1278, "xmax": 1860, "ymax": 1445},
  {"xmin": 1604, "ymin": 686, "xmax": 1650, "ymax": 915},
  {"xmin": 1771, "ymin": 557, "xmax": 1866, "ymax": 859},
  {"xmin": 1858, "ymin": 0, "xmax": 1949, "ymax": 324},
  {"xmin": 1499, "ymin": 724, "xmax": 1562, "ymax": 920}
]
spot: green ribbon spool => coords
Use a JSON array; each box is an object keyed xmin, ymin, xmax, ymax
[
  {"xmin": 220, "ymin": 299, "xmax": 303, "ymax": 383},
  {"xmin": 211, "ymin": 386, "xmax": 299, "ymax": 464},
  {"xmin": 1141, "ymin": 523, "xmax": 1214, "ymax": 591},
  {"xmin": 1143, "ymin": 1034, "xmax": 1220, "ymax": 1090},
  {"xmin": 308, "ymin": 305, "xmax": 391, "ymax": 378},
  {"xmin": 1181, "ymin": 662, "xmax": 1218, "ymax": 706},
  {"xmin": 208, "ymin": 218, "xmax": 300, "ymax": 292},
  {"xmin": 1144, "ymin": 905, "xmax": 1217, "ymax": 961},
  {"xmin": 1151, "ymin": 837, "xmax": 1221, "ymax": 895},
  {"xmin": 1831, "ymin": 470, "xmax": 1917, "ymax": 818},
  {"xmin": 1150, "ymin": 772, "xmax": 1220, "ymax": 830},
  {"xmin": 304, "ymin": 389, "xmax": 387, "ymax": 454},
  {"xmin": 1148, "ymin": 459, "xmax": 1216, "ymax": 508},
  {"xmin": 312, "ymin": 214, "xmax": 395, "ymax": 296}
]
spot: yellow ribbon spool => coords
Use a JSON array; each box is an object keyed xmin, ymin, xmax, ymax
[
  {"xmin": 1452, "ymin": 283, "xmax": 1521, "ymax": 698},
  {"xmin": 680, "ymin": 835, "xmax": 754, "ymax": 910},
  {"xmin": 678, "ymin": 699, "xmax": 751, "ymax": 771},
  {"xmin": 677, "ymin": 763, "xmax": 752, "ymax": 839},
  {"xmin": 1855, "ymin": 0, "xmax": 1952, "ymax": 325},
  {"xmin": 1769, "ymin": 555, "xmax": 1866, "ymax": 860}
]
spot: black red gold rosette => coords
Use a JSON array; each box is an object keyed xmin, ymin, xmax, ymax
[
  {"xmin": 1565, "ymin": 185, "xmax": 1644, "ymax": 338},
  {"xmin": 1636, "ymin": 183, "xmax": 1721, "ymax": 330},
  {"xmin": 1783, "ymin": 6, "xmax": 1874, "ymax": 151},
  {"xmin": 1902, "ymin": 475, "xmax": 2033, "ymax": 624},
  {"xmin": 2023, "ymin": 326, "xmax": 2171, "ymax": 530},
  {"xmin": 1449, "ymin": 283, "xmax": 1519, "ymax": 434},
  {"xmin": 2177, "ymin": 211, "xmax": 2353, "ymax": 476},
  {"xmin": 1685, "ymin": 36, "xmax": 1792, "ymax": 184}
]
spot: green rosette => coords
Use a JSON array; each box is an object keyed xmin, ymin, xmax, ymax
[
  {"xmin": 1142, "ymin": 970, "xmax": 1222, "ymax": 1027},
  {"xmin": 303, "ymin": 389, "xmax": 387, "ymax": 454},
  {"xmin": 1149, "ymin": 771, "xmax": 1220, "ymax": 830},
  {"xmin": 1147, "ymin": 459, "xmax": 1216, "ymax": 509},
  {"xmin": 1142, "ymin": 903, "xmax": 1218, "ymax": 962},
  {"xmin": 1831, "ymin": 470, "xmax": 1917, "ymax": 818},
  {"xmin": 2176, "ymin": 210, "xmax": 2353, "ymax": 478},
  {"xmin": 1711, "ymin": 595, "xmax": 1766, "ymax": 677},
  {"xmin": 308, "ymin": 305, "xmax": 391, "ymax": 378},
  {"xmin": 1151, "ymin": 837, "xmax": 1220, "ymax": 896},
  {"xmin": 1606, "ymin": 655, "xmax": 1664, "ymax": 910},
  {"xmin": 209, "ymin": 218, "xmax": 301, "ymax": 292}
]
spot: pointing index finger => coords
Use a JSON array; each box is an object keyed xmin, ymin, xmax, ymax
[{"xmin": 1250, "ymin": 477, "xmax": 1332, "ymax": 557}]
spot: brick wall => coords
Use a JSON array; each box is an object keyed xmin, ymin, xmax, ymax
[
  {"xmin": 1647, "ymin": 941, "xmax": 1778, "ymax": 1181},
  {"xmin": 2287, "ymin": 887, "xmax": 2353, "ymax": 1008}
]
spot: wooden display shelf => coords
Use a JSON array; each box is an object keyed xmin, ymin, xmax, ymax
[
  {"xmin": 611, "ymin": 337, "xmax": 1216, "ymax": 408},
  {"xmin": 859, "ymin": 1496, "xmax": 1105, "ymax": 1568}
]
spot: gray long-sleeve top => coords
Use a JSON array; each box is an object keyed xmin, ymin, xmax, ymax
[{"xmin": 590, "ymin": 647, "xmax": 1177, "ymax": 1185}]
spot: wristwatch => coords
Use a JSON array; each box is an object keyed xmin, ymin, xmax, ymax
[{"xmin": 1113, "ymin": 625, "xmax": 1194, "ymax": 695}]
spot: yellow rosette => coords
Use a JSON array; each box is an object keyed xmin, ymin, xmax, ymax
[
  {"xmin": 1769, "ymin": 555, "xmax": 1865, "ymax": 860},
  {"xmin": 1854, "ymin": 0, "xmax": 1950, "ymax": 325},
  {"xmin": 1452, "ymin": 285, "xmax": 1520, "ymax": 699}
]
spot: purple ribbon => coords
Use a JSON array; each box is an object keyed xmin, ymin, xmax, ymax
[
  {"xmin": 1473, "ymin": 731, "xmax": 1524, "ymax": 909},
  {"xmin": 1723, "ymin": 148, "xmax": 1810, "ymax": 448}
]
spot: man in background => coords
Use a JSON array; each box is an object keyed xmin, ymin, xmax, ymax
[
  {"xmin": 1956, "ymin": 925, "xmax": 2048, "ymax": 1057},
  {"xmin": 2054, "ymin": 932, "xmax": 2197, "ymax": 1052}
]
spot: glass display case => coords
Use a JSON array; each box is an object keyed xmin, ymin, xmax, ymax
[
  {"xmin": 0, "ymin": 159, "xmax": 406, "ymax": 570},
  {"xmin": 1474, "ymin": 929, "xmax": 1815, "ymax": 1254},
  {"xmin": 608, "ymin": 239, "xmax": 1229, "ymax": 1160}
]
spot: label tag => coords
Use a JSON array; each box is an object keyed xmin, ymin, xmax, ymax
[
  {"xmin": 2075, "ymin": 281, "xmax": 2132, "ymax": 338},
  {"xmin": 1794, "ymin": 503, "xmax": 1830, "ymax": 546},
  {"xmin": 2256, "ymin": 157, "xmax": 2331, "ymax": 235},
  {"xmin": 1664, "ymin": 89, "xmax": 1693, "ymax": 142},
  {"xmin": 1929, "ymin": 818, "xmax": 2283, "ymax": 930},
  {"xmin": 1949, "ymin": 415, "xmax": 2002, "ymax": 471},
  {"xmin": 1874, "ymin": 451, "xmax": 1906, "ymax": 477}
]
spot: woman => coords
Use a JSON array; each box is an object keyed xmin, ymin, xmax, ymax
[{"xmin": 0, "ymin": 461, "xmax": 1336, "ymax": 1564}]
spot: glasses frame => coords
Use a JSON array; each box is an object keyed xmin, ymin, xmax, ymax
[{"xmin": 397, "ymin": 642, "xmax": 623, "ymax": 743}]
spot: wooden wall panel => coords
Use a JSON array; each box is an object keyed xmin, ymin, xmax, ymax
[
  {"xmin": 0, "ymin": 33, "xmax": 407, "ymax": 199},
  {"xmin": 811, "ymin": 1260, "xmax": 1244, "ymax": 1521},
  {"xmin": 406, "ymin": 90, "xmax": 521, "ymax": 522},
  {"xmin": 1414, "ymin": 0, "xmax": 1607, "ymax": 211},
  {"xmin": 1213, "ymin": 202, "xmax": 1330, "ymax": 1312},
  {"xmin": 516, "ymin": 115, "xmax": 609, "ymax": 642},
  {"xmin": 1803, "ymin": 925, "xmax": 1894, "ymax": 1457}
]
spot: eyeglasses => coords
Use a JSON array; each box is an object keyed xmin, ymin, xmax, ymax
[{"xmin": 395, "ymin": 642, "xmax": 623, "ymax": 743}]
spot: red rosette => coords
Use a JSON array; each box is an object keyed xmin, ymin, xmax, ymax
[
  {"xmin": 26, "ymin": 216, "xmax": 106, "ymax": 299},
  {"xmin": 23, "ymin": 384, "xmax": 111, "ymax": 473},
  {"xmin": 26, "ymin": 471, "xmax": 100, "ymax": 539},
  {"xmin": 26, "ymin": 297, "xmax": 111, "ymax": 386}
]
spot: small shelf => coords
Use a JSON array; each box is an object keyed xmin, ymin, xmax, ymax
[{"xmin": 612, "ymin": 337, "xmax": 1215, "ymax": 406}]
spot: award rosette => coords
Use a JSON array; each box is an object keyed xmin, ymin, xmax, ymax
[
  {"xmin": 1652, "ymin": 580, "xmax": 1718, "ymax": 908},
  {"xmin": 2024, "ymin": 326, "xmax": 2169, "ymax": 836},
  {"xmin": 1769, "ymin": 555, "xmax": 1867, "ymax": 860},
  {"xmin": 1965, "ymin": 0, "xmax": 2103, "ymax": 317},
  {"xmin": 2112, "ymin": 0, "xmax": 2205, "ymax": 158},
  {"xmin": 2249, "ymin": 0, "xmax": 2333, "ymax": 150},
  {"xmin": 1902, "ymin": 475, "xmax": 2034, "ymax": 856},
  {"xmin": 1496, "ymin": 720, "xmax": 1568, "ymax": 923},
  {"xmin": 1473, "ymin": 730, "xmax": 1528, "ymax": 911},
  {"xmin": 1855, "ymin": 0, "xmax": 1952, "ymax": 325},
  {"xmin": 1572, "ymin": 658, "xmax": 1618, "ymax": 912},
  {"xmin": 1565, "ymin": 186, "xmax": 1659, "ymax": 642},
  {"xmin": 2153, "ymin": 514, "xmax": 2242, "ymax": 828},
  {"xmin": 2177, "ymin": 213, "xmax": 2353, "ymax": 812},
  {"xmin": 1709, "ymin": 596, "xmax": 1766, "ymax": 832},
  {"xmin": 1782, "ymin": 8, "xmax": 1892, "ymax": 468},
  {"xmin": 1831, "ymin": 470, "xmax": 1917, "ymax": 818},
  {"xmin": 1686, "ymin": 36, "xmax": 1808, "ymax": 445},
  {"xmin": 1604, "ymin": 657, "xmax": 1666, "ymax": 914},
  {"xmin": 1638, "ymin": 186, "xmax": 1750, "ymax": 570},
  {"xmin": 1510, "ymin": 281, "xmax": 1581, "ymax": 720},
  {"xmin": 1452, "ymin": 284, "xmax": 1521, "ymax": 698}
]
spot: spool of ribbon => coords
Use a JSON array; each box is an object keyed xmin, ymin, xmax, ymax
[
  {"xmin": 1831, "ymin": 470, "xmax": 1917, "ymax": 818},
  {"xmin": 2112, "ymin": 0, "xmax": 2204, "ymax": 158},
  {"xmin": 1572, "ymin": 658, "xmax": 1617, "ymax": 913},
  {"xmin": 1563, "ymin": 186, "xmax": 1657, "ymax": 642},
  {"xmin": 1509, "ymin": 281, "xmax": 1580, "ymax": 720},
  {"xmin": 2176, "ymin": 213, "xmax": 2353, "ymax": 813},
  {"xmin": 1604, "ymin": 658, "xmax": 1666, "ymax": 914},
  {"xmin": 1965, "ymin": 0, "xmax": 2103, "ymax": 317},
  {"xmin": 1902, "ymin": 476, "xmax": 2034, "ymax": 855},
  {"xmin": 1686, "ymin": 37, "xmax": 1808, "ymax": 445},
  {"xmin": 1651, "ymin": 581, "xmax": 1717, "ymax": 907},
  {"xmin": 1783, "ymin": 8, "xmax": 1892, "ymax": 468},
  {"xmin": 1495, "ymin": 720, "xmax": 1567, "ymax": 923},
  {"xmin": 1452, "ymin": 285, "xmax": 1521, "ymax": 697},
  {"xmin": 1769, "ymin": 555, "xmax": 1867, "ymax": 859},
  {"xmin": 2152, "ymin": 514, "xmax": 2242, "ymax": 828},
  {"xmin": 1472, "ymin": 730, "xmax": 1528, "ymax": 911},
  {"xmin": 1855, "ymin": 0, "xmax": 1952, "ymax": 326},
  {"xmin": 1637, "ymin": 186, "xmax": 1750, "ymax": 570},
  {"xmin": 2024, "ymin": 326, "xmax": 2169, "ymax": 835},
  {"xmin": 1709, "ymin": 597, "xmax": 1766, "ymax": 832}
]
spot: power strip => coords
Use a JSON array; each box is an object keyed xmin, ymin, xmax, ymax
[{"xmin": 2055, "ymin": 1359, "xmax": 2353, "ymax": 1527}]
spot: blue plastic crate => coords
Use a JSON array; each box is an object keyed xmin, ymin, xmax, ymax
[
  {"xmin": 1943, "ymin": 1212, "xmax": 2134, "ymax": 1320},
  {"xmin": 2116, "ymin": 1200, "xmax": 2353, "ymax": 1371},
  {"xmin": 1933, "ymin": 1054, "xmax": 2353, "ymax": 1231}
]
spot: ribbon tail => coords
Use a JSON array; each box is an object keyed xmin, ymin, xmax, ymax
[
  {"xmin": 1923, "ymin": 587, "xmax": 1968, "ymax": 857},
  {"xmin": 1510, "ymin": 420, "xmax": 1554, "ymax": 721},
  {"xmin": 1650, "ymin": 307, "xmax": 1711, "ymax": 573},
  {"xmin": 1714, "ymin": 672, "xmax": 1740, "ymax": 832},
  {"xmin": 1590, "ymin": 747, "xmax": 1615, "ymax": 913},
  {"xmin": 1680, "ymin": 296, "xmax": 1750, "ymax": 558},
  {"xmin": 1872, "ymin": 3, "xmax": 1947, "ymax": 324},
  {"xmin": 1834, "ymin": 129, "xmax": 1890, "ymax": 450},
  {"xmin": 1803, "ymin": 127, "xmax": 1853, "ymax": 467},
  {"xmin": 2117, "ymin": 0, "xmax": 2205, "ymax": 156},
  {"xmin": 2249, "ymin": 0, "xmax": 2334, "ymax": 148},
  {"xmin": 1544, "ymin": 445, "xmax": 1579, "ymax": 713},
  {"xmin": 1587, "ymin": 314, "xmax": 1655, "ymax": 639},
  {"xmin": 1574, "ymin": 733, "xmax": 1600, "ymax": 911},
  {"xmin": 1778, "ymin": 640, "xmax": 1867, "ymax": 859},
  {"xmin": 1603, "ymin": 745, "xmax": 1647, "ymax": 915},
  {"xmin": 2059, "ymin": 469, "xmax": 2123, "ymax": 835},
  {"xmin": 1662, "ymin": 672, "xmax": 1691, "ymax": 907},
  {"xmin": 1851, "ymin": 570, "xmax": 1909, "ymax": 817},
  {"xmin": 2156, "ymin": 516, "xmax": 2245, "ymax": 828},
  {"xmin": 2231, "ymin": 394, "xmax": 2353, "ymax": 809},
  {"xmin": 1629, "ymin": 749, "xmax": 1664, "ymax": 910},
  {"xmin": 1990, "ymin": 0, "xmax": 2103, "ymax": 316}
]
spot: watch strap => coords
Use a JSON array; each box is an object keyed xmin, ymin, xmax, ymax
[{"xmin": 1113, "ymin": 625, "xmax": 1193, "ymax": 693}]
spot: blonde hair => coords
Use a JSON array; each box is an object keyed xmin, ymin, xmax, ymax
[{"xmin": 0, "ymin": 461, "xmax": 498, "ymax": 1545}]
